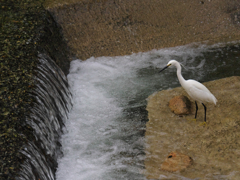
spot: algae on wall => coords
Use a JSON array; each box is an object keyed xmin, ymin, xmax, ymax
[{"xmin": 1, "ymin": 0, "xmax": 71, "ymax": 179}]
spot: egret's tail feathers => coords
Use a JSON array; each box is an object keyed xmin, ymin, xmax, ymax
[{"xmin": 212, "ymin": 94, "xmax": 217, "ymax": 105}]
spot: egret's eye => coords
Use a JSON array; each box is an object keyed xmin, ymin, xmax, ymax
[{"xmin": 168, "ymin": 64, "xmax": 171, "ymax": 66}]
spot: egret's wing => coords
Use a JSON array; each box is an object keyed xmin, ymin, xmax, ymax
[
  {"xmin": 187, "ymin": 80, "xmax": 210, "ymax": 93},
  {"xmin": 185, "ymin": 80, "xmax": 217, "ymax": 104}
]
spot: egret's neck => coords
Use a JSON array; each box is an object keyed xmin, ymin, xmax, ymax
[{"xmin": 176, "ymin": 63, "xmax": 186, "ymax": 87}]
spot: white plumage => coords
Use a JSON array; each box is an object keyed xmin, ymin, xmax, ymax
[
  {"xmin": 159, "ymin": 60, "xmax": 217, "ymax": 122},
  {"xmin": 183, "ymin": 79, "xmax": 217, "ymax": 105}
]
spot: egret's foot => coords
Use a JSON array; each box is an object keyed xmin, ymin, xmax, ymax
[
  {"xmin": 187, "ymin": 118, "xmax": 197, "ymax": 123},
  {"xmin": 198, "ymin": 122, "xmax": 207, "ymax": 126}
]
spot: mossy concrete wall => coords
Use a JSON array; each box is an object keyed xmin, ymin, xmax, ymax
[
  {"xmin": 1, "ymin": 1, "xmax": 71, "ymax": 179},
  {"xmin": 45, "ymin": 0, "xmax": 240, "ymax": 60}
]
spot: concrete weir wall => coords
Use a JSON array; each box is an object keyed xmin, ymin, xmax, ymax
[{"xmin": 45, "ymin": 0, "xmax": 240, "ymax": 60}]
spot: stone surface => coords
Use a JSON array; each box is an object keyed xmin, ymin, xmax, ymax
[
  {"xmin": 45, "ymin": 0, "xmax": 240, "ymax": 60},
  {"xmin": 145, "ymin": 76, "xmax": 240, "ymax": 179},
  {"xmin": 168, "ymin": 95, "xmax": 192, "ymax": 115},
  {"xmin": 161, "ymin": 151, "xmax": 193, "ymax": 172}
]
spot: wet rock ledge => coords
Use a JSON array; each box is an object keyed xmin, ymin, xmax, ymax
[
  {"xmin": 45, "ymin": 0, "xmax": 240, "ymax": 60},
  {"xmin": 145, "ymin": 76, "xmax": 240, "ymax": 179}
]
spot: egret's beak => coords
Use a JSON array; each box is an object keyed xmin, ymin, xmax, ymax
[{"xmin": 159, "ymin": 65, "xmax": 170, "ymax": 73}]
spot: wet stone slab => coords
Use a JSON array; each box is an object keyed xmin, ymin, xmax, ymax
[
  {"xmin": 145, "ymin": 76, "xmax": 240, "ymax": 179},
  {"xmin": 45, "ymin": 0, "xmax": 240, "ymax": 60}
]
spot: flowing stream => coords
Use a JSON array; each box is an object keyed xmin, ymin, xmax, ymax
[
  {"xmin": 56, "ymin": 43, "xmax": 240, "ymax": 180},
  {"xmin": 18, "ymin": 54, "xmax": 72, "ymax": 180}
]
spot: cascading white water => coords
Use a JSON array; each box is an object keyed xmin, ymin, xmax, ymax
[
  {"xmin": 18, "ymin": 54, "xmax": 72, "ymax": 180},
  {"xmin": 56, "ymin": 43, "xmax": 240, "ymax": 180}
]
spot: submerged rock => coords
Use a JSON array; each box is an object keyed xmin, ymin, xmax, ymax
[
  {"xmin": 145, "ymin": 76, "xmax": 240, "ymax": 179},
  {"xmin": 161, "ymin": 151, "xmax": 193, "ymax": 172},
  {"xmin": 168, "ymin": 95, "xmax": 192, "ymax": 115}
]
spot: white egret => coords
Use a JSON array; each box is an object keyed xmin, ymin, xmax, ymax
[{"xmin": 159, "ymin": 60, "xmax": 217, "ymax": 123}]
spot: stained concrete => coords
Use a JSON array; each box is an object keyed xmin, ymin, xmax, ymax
[
  {"xmin": 45, "ymin": 0, "xmax": 240, "ymax": 60},
  {"xmin": 145, "ymin": 76, "xmax": 240, "ymax": 179}
]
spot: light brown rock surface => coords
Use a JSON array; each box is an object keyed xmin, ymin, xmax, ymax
[
  {"xmin": 161, "ymin": 151, "xmax": 193, "ymax": 172},
  {"xmin": 145, "ymin": 76, "xmax": 240, "ymax": 179},
  {"xmin": 168, "ymin": 95, "xmax": 192, "ymax": 115},
  {"xmin": 45, "ymin": 0, "xmax": 240, "ymax": 60}
]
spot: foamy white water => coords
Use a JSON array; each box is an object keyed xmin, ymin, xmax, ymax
[{"xmin": 56, "ymin": 43, "xmax": 240, "ymax": 180}]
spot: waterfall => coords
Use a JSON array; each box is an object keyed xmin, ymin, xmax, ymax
[{"xmin": 17, "ymin": 53, "xmax": 72, "ymax": 180}]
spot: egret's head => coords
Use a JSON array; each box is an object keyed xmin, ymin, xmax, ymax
[
  {"xmin": 167, "ymin": 60, "xmax": 178, "ymax": 67},
  {"xmin": 159, "ymin": 60, "xmax": 178, "ymax": 73}
]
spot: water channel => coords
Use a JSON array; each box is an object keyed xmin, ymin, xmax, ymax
[{"xmin": 56, "ymin": 42, "xmax": 240, "ymax": 180}]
